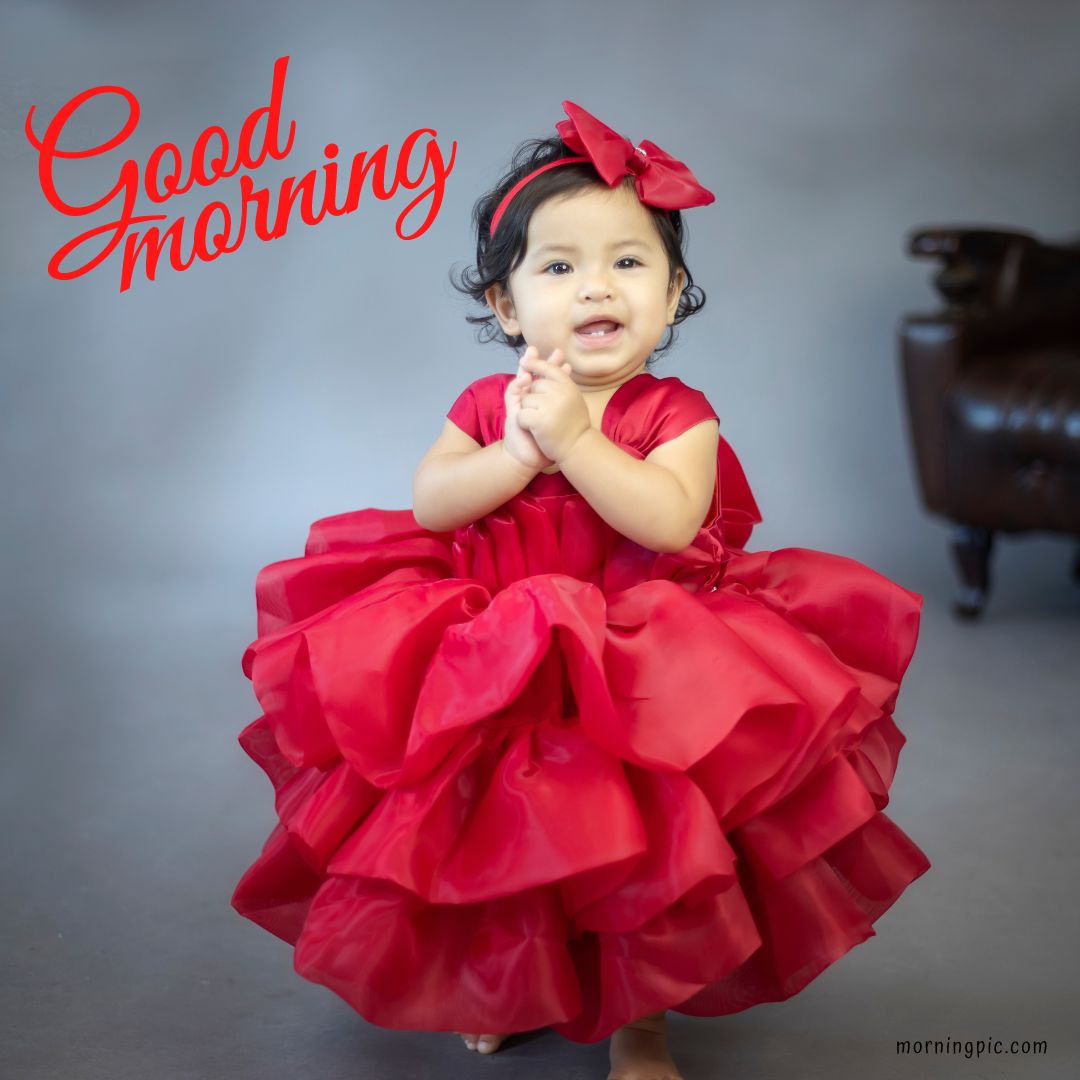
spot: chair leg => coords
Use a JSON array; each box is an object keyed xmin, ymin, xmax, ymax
[{"xmin": 950, "ymin": 524, "xmax": 995, "ymax": 619}]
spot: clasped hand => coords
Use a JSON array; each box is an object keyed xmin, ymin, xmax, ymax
[{"xmin": 504, "ymin": 346, "xmax": 592, "ymax": 469}]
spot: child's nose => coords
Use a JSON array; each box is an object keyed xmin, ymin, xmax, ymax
[{"xmin": 578, "ymin": 270, "xmax": 615, "ymax": 301}]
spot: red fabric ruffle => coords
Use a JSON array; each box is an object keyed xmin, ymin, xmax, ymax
[{"xmin": 232, "ymin": 475, "xmax": 929, "ymax": 1043}]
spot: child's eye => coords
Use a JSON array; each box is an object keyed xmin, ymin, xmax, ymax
[{"xmin": 544, "ymin": 258, "xmax": 641, "ymax": 274}]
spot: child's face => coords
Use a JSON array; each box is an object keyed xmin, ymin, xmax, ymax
[{"xmin": 486, "ymin": 184, "xmax": 685, "ymax": 386}]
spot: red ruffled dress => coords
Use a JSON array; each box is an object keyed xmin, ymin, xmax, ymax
[{"xmin": 231, "ymin": 370, "xmax": 931, "ymax": 1043}]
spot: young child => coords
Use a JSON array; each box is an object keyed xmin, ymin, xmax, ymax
[{"xmin": 232, "ymin": 102, "xmax": 931, "ymax": 1080}]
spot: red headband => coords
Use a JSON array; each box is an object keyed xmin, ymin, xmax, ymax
[{"xmin": 488, "ymin": 100, "xmax": 715, "ymax": 237}]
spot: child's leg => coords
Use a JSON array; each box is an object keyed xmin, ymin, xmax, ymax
[
  {"xmin": 608, "ymin": 1010, "xmax": 684, "ymax": 1080},
  {"xmin": 456, "ymin": 1008, "xmax": 684, "ymax": 1078}
]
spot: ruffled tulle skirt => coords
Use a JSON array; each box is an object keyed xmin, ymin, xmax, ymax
[{"xmin": 232, "ymin": 503, "xmax": 930, "ymax": 1043}]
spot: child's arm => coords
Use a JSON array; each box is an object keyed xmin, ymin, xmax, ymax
[
  {"xmin": 518, "ymin": 352, "xmax": 718, "ymax": 553},
  {"xmin": 413, "ymin": 352, "xmax": 565, "ymax": 532},
  {"xmin": 559, "ymin": 421, "xmax": 719, "ymax": 553},
  {"xmin": 412, "ymin": 425, "xmax": 540, "ymax": 532}
]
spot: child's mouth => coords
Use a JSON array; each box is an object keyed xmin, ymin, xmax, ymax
[{"xmin": 574, "ymin": 320, "xmax": 623, "ymax": 348}]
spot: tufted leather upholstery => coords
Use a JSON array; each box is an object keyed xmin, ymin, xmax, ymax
[{"xmin": 899, "ymin": 226, "xmax": 1080, "ymax": 617}]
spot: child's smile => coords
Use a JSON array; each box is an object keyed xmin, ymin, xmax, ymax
[
  {"xmin": 573, "ymin": 318, "xmax": 624, "ymax": 350},
  {"xmin": 486, "ymin": 183, "xmax": 684, "ymax": 391}
]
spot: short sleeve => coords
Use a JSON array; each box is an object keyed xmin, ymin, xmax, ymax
[
  {"xmin": 445, "ymin": 373, "xmax": 513, "ymax": 446},
  {"xmin": 654, "ymin": 385, "xmax": 719, "ymax": 445},
  {"xmin": 446, "ymin": 382, "xmax": 482, "ymax": 442},
  {"xmin": 631, "ymin": 380, "xmax": 719, "ymax": 456}
]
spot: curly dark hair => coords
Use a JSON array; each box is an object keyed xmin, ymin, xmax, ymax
[{"xmin": 449, "ymin": 135, "xmax": 706, "ymax": 369}]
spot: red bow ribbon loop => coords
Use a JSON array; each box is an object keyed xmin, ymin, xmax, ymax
[
  {"xmin": 488, "ymin": 101, "xmax": 715, "ymax": 237},
  {"xmin": 555, "ymin": 100, "xmax": 715, "ymax": 212}
]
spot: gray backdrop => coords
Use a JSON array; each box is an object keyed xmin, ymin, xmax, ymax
[{"xmin": 3, "ymin": 2, "xmax": 1078, "ymax": 1079}]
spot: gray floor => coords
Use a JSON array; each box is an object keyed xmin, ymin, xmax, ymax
[{"xmin": 2, "ymin": 535, "xmax": 1078, "ymax": 1080}]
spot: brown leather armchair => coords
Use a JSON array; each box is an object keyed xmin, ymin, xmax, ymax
[{"xmin": 898, "ymin": 226, "xmax": 1080, "ymax": 618}]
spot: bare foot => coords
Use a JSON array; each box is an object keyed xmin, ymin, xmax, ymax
[
  {"xmin": 607, "ymin": 1011, "xmax": 683, "ymax": 1080},
  {"xmin": 455, "ymin": 1031, "xmax": 508, "ymax": 1055}
]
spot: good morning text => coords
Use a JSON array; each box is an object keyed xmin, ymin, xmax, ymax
[{"xmin": 24, "ymin": 55, "xmax": 457, "ymax": 293}]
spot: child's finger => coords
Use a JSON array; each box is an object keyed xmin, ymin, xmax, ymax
[
  {"xmin": 521, "ymin": 352, "xmax": 557, "ymax": 375},
  {"xmin": 548, "ymin": 349, "xmax": 571, "ymax": 377}
]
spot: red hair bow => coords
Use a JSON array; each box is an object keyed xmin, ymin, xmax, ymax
[{"xmin": 489, "ymin": 100, "xmax": 715, "ymax": 237}]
